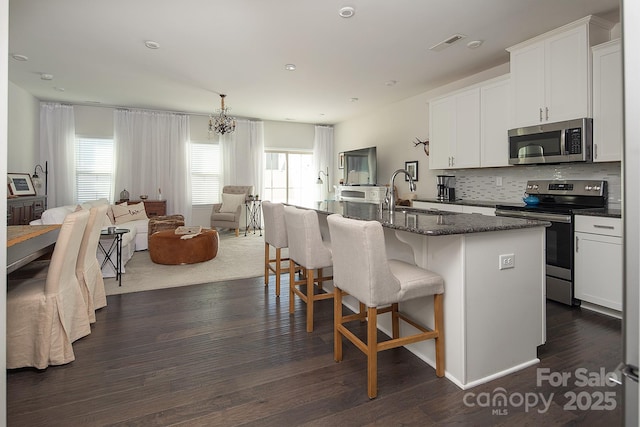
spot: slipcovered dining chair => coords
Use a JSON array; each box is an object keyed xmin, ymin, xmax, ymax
[
  {"xmin": 210, "ymin": 185, "xmax": 253, "ymax": 237},
  {"xmin": 7, "ymin": 209, "xmax": 92, "ymax": 369},
  {"xmin": 327, "ymin": 214, "xmax": 445, "ymax": 399},
  {"xmin": 76, "ymin": 204, "xmax": 109, "ymax": 323},
  {"xmin": 284, "ymin": 205, "xmax": 334, "ymax": 332},
  {"xmin": 262, "ymin": 201, "xmax": 290, "ymax": 297}
]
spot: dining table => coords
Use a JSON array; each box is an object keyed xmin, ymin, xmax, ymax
[{"xmin": 7, "ymin": 224, "xmax": 61, "ymax": 274}]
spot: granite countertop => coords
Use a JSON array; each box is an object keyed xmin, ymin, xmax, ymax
[
  {"xmin": 414, "ymin": 198, "xmax": 623, "ymax": 218},
  {"xmin": 573, "ymin": 208, "xmax": 622, "ymax": 218},
  {"xmin": 413, "ymin": 198, "xmax": 505, "ymax": 208},
  {"xmin": 304, "ymin": 201, "xmax": 549, "ymax": 236}
]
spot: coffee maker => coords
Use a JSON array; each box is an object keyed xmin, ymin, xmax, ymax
[{"xmin": 436, "ymin": 175, "xmax": 456, "ymax": 201}]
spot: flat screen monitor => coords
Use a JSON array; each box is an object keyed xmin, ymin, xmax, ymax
[{"xmin": 343, "ymin": 146, "xmax": 377, "ymax": 185}]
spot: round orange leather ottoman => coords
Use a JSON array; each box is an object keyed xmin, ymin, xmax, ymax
[{"xmin": 149, "ymin": 228, "xmax": 218, "ymax": 265}]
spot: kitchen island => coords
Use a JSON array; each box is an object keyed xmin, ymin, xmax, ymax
[{"xmin": 297, "ymin": 200, "xmax": 548, "ymax": 390}]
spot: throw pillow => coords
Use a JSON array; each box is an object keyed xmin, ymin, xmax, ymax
[
  {"xmin": 112, "ymin": 202, "xmax": 148, "ymax": 225},
  {"xmin": 219, "ymin": 193, "xmax": 246, "ymax": 213},
  {"xmin": 107, "ymin": 201, "xmax": 127, "ymax": 225}
]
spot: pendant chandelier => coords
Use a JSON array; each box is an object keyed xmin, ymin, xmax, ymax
[{"xmin": 208, "ymin": 94, "xmax": 236, "ymax": 135}]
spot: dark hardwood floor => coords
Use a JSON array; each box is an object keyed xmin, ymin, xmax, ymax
[{"xmin": 8, "ymin": 275, "xmax": 623, "ymax": 426}]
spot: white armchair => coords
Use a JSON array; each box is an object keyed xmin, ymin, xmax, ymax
[{"xmin": 210, "ymin": 186, "xmax": 253, "ymax": 236}]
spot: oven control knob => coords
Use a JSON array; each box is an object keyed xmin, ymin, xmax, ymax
[
  {"xmin": 594, "ymin": 185, "xmax": 601, "ymax": 191},
  {"xmin": 585, "ymin": 185, "xmax": 592, "ymax": 191},
  {"xmin": 532, "ymin": 184, "xmax": 539, "ymax": 190}
]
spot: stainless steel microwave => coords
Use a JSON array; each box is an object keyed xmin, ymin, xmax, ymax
[{"xmin": 508, "ymin": 118, "xmax": 592, "ymax": 165}]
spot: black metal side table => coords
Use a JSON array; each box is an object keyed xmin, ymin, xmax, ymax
[
  {"xmin": 245, "ymin": 199, "xmax": 262, "ymax": 236},
  {"xmin": 99, "ymin": 228, "xmax": 130, "ymax": 286}
]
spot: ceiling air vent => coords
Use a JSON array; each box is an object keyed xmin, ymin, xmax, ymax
[{"xmin": 429, "ymin": 33, "xmax": 467, "ymax": 52}]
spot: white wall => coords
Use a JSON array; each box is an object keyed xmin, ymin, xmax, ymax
[
  {"xmin": 263, "ymin": 121, "xmax": 314, "ymax": 151},
  {"xmin": 7, "ymin": 81, "xmax": 39, "ymax": 173}
]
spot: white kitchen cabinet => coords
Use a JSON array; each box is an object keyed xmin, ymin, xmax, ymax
[
  {"xmin": 480, "ymin": 76, "xmax": 510, "ymax": 168},
  {"xmin": 429, "ymin": 87, "xmax": 480, "ymax": 170},
  {"xmin": 592, "ymin": 39, "xmax": 622, "ymax": 162},
  {"xmin": 412, "ymin": 201, "xmax": 463, "ymax": 213},
  {"xmin": 574, "ymin": 215, "xmax": 622, "ymax": 314},
  {"xmin": 508, "ymin": 16, "xmax": 612, "ymax": 128}
]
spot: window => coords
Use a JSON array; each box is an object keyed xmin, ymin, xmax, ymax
[
  {"xmin": 76, "ymin": 137, "xmax": 114, "ymax": 203},
  {"xmin": 263, "ymin": 151, "xmax": 314, "ymax": 205},
  {"xmin": 191, "ymin": 142, "xmax": 221, "ymax": 205}
]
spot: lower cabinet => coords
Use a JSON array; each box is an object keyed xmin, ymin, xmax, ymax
[
  {"xmin": 574, "ymin": 215, "xmax": 622, "ymax": 313},
  {"xmin": 7, "ymin": 196, "xmax": 46, "ymax": 225}
]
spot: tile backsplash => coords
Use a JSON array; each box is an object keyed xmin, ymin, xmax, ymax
[{"xmin": 450, "ymin": 162, "xmax": 621, "ymax": 207}]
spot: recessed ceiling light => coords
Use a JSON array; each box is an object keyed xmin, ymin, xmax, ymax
[
  {"xmin": 40, "ymin": 73, "xmax": 54, "ymax": 81},
  {"xmin": 385, "ymin": 80, "xmax": 398, "ymax": 87},
  {"xmin": 11, "ymin": 54, "xmax": 28, "ymax": 61},
  {"xmin": 284, "ymin": 63, "xmax": 296, "ymax": 71},
  {"xmin": 339, "ymin": 6, "xmax": 355, "ymax": 18},
  {"xmin": 54, "ymin": 87, "xmax": 65, "ymax": 92},
  {"xmin": 350, "ymin": 97, "xmax": 359, "ymax": 102},
  {"xmin": 144, "ymin": 40, "xmax": 160, "ymax": 49},
  {"xmin": 467, "ymin": 40, "xmax": 484, "ymax": 49}
]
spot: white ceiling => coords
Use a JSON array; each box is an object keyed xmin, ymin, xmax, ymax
[{"xmin": 8, "ymin": 0, "xmax": 620, "ymax": 125}]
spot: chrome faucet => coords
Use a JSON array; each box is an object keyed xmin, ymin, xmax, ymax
[{"xmin": 387, "ymin": 169, "xmax": 417, "ymax": 213}]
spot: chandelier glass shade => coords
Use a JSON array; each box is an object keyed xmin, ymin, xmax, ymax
[{"xmin": 208, "ymin": 94, "xmax": 236, "ymax": 135}]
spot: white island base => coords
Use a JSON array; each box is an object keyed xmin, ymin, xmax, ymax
[{"xmin": 318, "ymin": 213, "xmax": 546, "ymax": 389}]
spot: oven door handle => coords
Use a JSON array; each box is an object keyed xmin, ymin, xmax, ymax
[{"xmin": 495, "ymin": 209, "xmax": 572, "ymax": 223}]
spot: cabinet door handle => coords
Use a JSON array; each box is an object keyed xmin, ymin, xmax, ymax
[
  {"xmin": 594, "ymin": 144, "xmax": 598, "ymax": 159},
  {"xmin": 451, "ymin": 156, "xmax": 455, "ymax": 166},
  {"xmin": 575, "ymin": 235, "xmax": 579, "ymax": 253},
  {"xmin": 545, "ymin": 107, "xmax": 549, "ymax": 121},
  {"xmin": 593, "ymin": 224, "xmax": 615, "ymax": 230},
  {"xmin": 539, "ymin": 108, "xmax": 543, "ymax": 122}
]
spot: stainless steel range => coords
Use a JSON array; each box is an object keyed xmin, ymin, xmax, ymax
[{"xmin": 495, "ymin": 180, "xmax": 607, "ymax": 306}]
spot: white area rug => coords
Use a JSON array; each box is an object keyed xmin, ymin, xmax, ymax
[{"xmin": 104, "ymin": 231, "xmax": 267, "ymax": 296}]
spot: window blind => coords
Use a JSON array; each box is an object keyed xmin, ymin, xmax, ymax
[
  {"xmin": 76, "ymin": 137, "xmax": 114, "ymax": 203},
  {"xmin": 191, "ymin": 142, "xmax": 221, "ymax": 205}
]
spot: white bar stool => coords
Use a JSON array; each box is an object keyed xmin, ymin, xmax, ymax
[
  {"xmin": 327, "ymin": 213, "xmax": 445, "ymax": 399},
  {"xmin": 284, "ymin": 206, "xmax": 334, "ymax": 332}
]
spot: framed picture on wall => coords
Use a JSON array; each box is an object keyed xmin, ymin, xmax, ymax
[
  {"xmin": 338, "ymin": 152, "xmax": 345, "ymax": 169},
  {"xmin": 405, "ymin": 161, "xmax": 418, "ymax": 182},
  {"xmin": 8, "ymin": 173, "xmax": 36, "ymax": 196}
]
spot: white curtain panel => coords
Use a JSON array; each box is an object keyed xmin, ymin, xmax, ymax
[
  {"xmin": 221, "ymin": 119, "xmax": 264, "ymax": 197},
  {"xmin": 39, "ymin": 103, "xmax": 76, "ymax": 207},
  {"xmin": 313, "ymin": 125, "xmax": 334, "ymax": 201},
  {"xmin": 113, "ymin": 109, "xmax": 192, "ymax": 224}
]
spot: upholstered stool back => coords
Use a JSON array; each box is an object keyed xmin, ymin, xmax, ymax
[
  {"xmin": 262, "ymin": 201, "xmax": 289, "ymax": 297},
  {"xmin": 284, "ymin": 205, "xmax": 334, "ymax": 332},
  {"xmin": 262, "ymin": 201, "xmax": 288, "ymax": 248}
]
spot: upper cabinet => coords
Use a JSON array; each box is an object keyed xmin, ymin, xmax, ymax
[
  {"xmin": 480, "ymin": 77, "xmax": 510, "ymax": 168},
  {"xmin": 507, "ymin": 16, "xmax": 613, "ymax": 129},
  {"xmin": 429, "ymin": 75, "xmax": 509, "ymax": 170},
  {"xmin": 429, "ymin": 87, "xmax": 481, "ymax": 170},
  {"xmin": 592, "ymin": 39, "xmax": 622, "ymax": 162}
]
